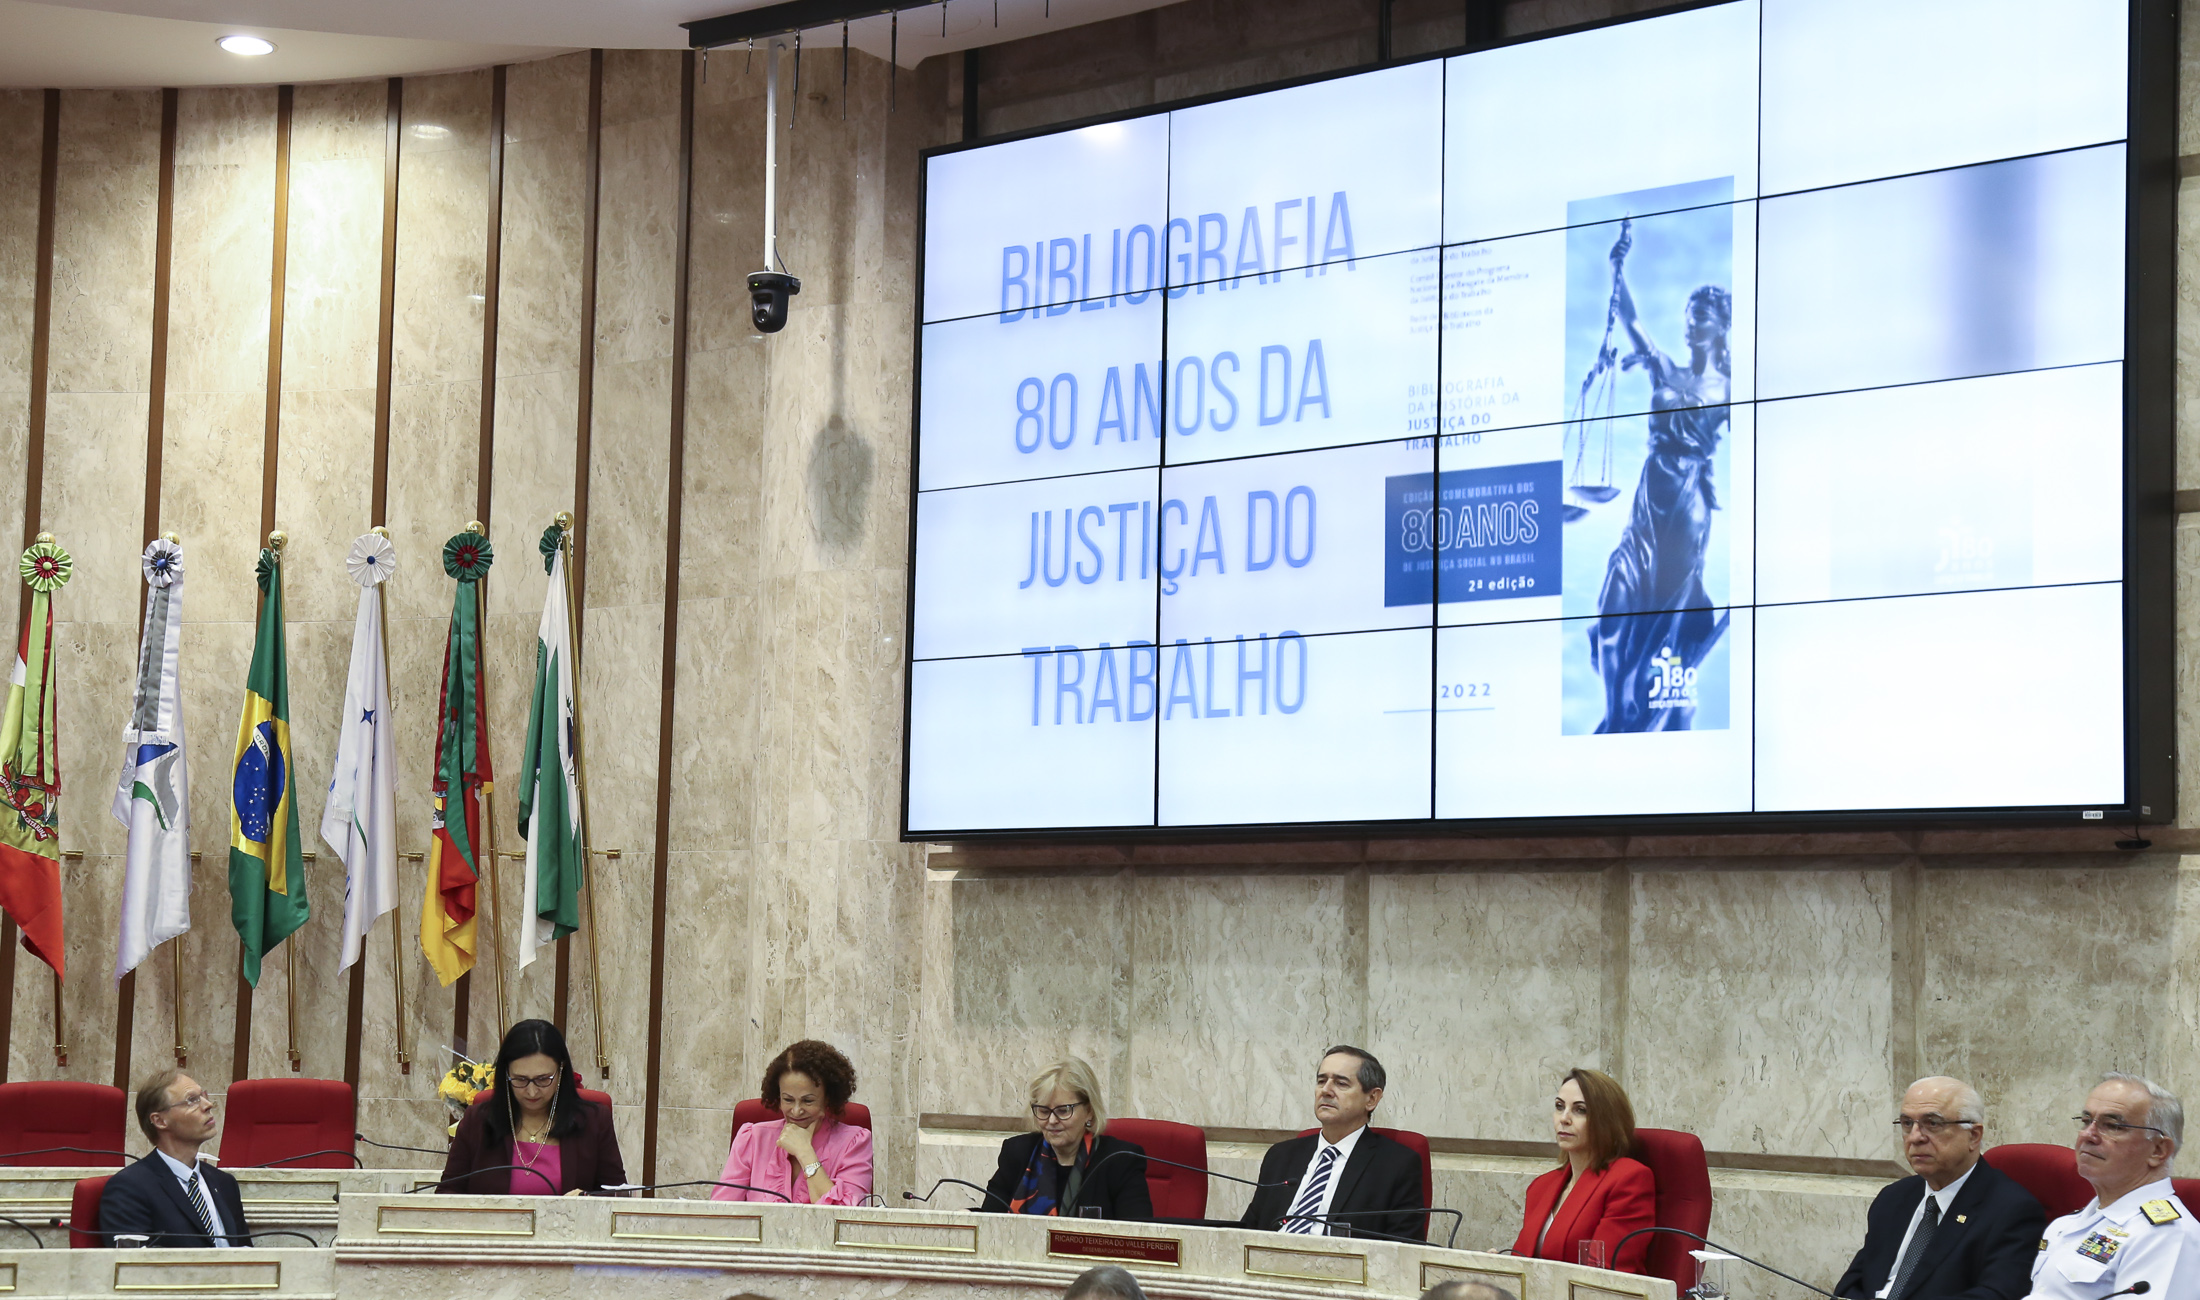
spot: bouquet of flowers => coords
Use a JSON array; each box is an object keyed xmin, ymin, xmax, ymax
[{"xmin": 437, "ymin": 1058, "xmax": 494, "ymax": 1136}]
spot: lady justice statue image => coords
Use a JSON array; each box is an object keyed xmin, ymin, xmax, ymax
[{"xmin": 1586, "ymin": 217, "xmax": 1731, "ymax": 733}]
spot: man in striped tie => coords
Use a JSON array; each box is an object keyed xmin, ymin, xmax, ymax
[
  {"xmin": 1241, "ymin": 1046, "xmax": 1427, "ymax": 1242},
  {"xmin": 96, "ymin": 1070, "xmax": 251, "ymax": 1248}
]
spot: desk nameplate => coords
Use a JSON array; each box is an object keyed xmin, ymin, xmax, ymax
[
  {"xmin": 833, "ymin": 1216, "xmax": 978, "ymax": 1254},
  {"xmin": 1046, "ymin": 1227, "xmax": 1182, "ymax": 1267},
  {"xmin": 112, "ymin": 1260, "xmax": 282, "ymax": 1292},
  {"xmin": 1423, "ymin": 1261, "xmax": 1529, "ymax": 1292},
  {"xmin": 374, "ymin": 1204, "xmax": 535, "ymax": 1237},
  {"xmin": 611, "ymin": 1210, "xmax": 764, "ymax": 1244},
  {"xmin": 1245, "ymin": 1241, "xmax": 1369, "ymax": 1286}
]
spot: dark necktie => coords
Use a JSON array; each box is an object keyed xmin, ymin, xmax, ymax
[
  {"xmin": 184, "ymin": 1169, "xmax": 221, "ymax": 1245},
  {"xmin": 1283, "ymin": 1145, "xmax": 1340, "ymax": 1235},
  {"xmin": 1888, "ymin": 1196, "xmax": 1940, "ymax": 1300}
]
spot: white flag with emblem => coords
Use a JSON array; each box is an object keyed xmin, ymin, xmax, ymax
[
  {"xmin": 113, "ymin": 538, "xmax": 191, "ymax": 981},
  {"xmin": 325, "ymin": 532, "xmax": 400, "ymax": 971}
]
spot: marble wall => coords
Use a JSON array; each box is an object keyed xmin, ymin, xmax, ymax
[{"xmin": 0, "ymin": 3, "xmax": 2191, "ymax": 1299}]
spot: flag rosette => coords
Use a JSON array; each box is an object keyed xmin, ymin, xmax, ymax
[
  {"xmin": 141, "ymin": 538, "xmax": 183, "ymax": 588},
  {"xmin": 20, "ymin": 541, "xmax": 70, "ymax": 592},
  {"xmin": 346, "ymin": 532, "xmax": 398, "ymax": 589},
  {"xmin": 442, "ymin": 533, "xmax": 493, "ymax": 583},
  {"xmin": 538, "ymin": 523, "xmax": 564, "ymax": 575}
]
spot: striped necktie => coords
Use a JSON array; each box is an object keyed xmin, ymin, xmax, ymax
[
  {"xmin": 183, "ymin": 1169, "xmax": 221, "ymax": 1245},
  {"xmin": 1283, "ymin": 1144, "xmax": 1340, "ymax": 1235}
]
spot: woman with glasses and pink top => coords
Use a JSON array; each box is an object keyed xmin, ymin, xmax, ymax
[
  {"xmin": 713, "ymin": 1040, "xmax": 873, "ymax": 1205},
  {"xmin": 439, "ymin": 1019, "xmax": 625, "ymax": 1195}
]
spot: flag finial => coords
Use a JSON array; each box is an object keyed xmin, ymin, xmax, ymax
[{"xmin": 267, "ymin": 530, "xmax": 286, "ymax": 550}]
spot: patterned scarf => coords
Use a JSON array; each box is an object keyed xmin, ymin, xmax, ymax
[{"xmin": 1009, "ymin": 1131, "xmax": 1093, "ymax": 1216}]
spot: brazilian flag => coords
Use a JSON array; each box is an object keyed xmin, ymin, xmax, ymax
[{"xmin": 230, "ymin": 543, "xmax": 307, "ymax": 985}]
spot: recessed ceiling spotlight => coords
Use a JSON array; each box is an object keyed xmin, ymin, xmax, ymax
[{"xmin": 217, "ymin": 35, "xmax": 275, "ymax": 56}]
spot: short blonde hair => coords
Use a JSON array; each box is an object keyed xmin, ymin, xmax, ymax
[{"xmin": 1028, "ymin": 1057, "xmax": 1108, "ymax": 1136}]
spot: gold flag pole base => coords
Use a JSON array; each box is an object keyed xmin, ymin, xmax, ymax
[
  {"xmin": 172, "ymin": 937, "xmax": 188, "ymax": 1067},
  {"xmin": 51, "ymin": 966, "xmax": 65, "ymax": 1069},
  {"xmin": 558, "ymin": 515, "xmax": 611, "ymax": 1078},
  {"xmin": 285, "ymin": 933, "xmax": 301, "ymax": 1072}
]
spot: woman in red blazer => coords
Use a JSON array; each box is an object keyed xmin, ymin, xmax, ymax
[{"xmin": 1511, "ymin": 1068, "xmax": 1656, "ymax": 1273}]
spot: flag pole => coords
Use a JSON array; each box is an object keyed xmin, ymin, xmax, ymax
[
  {"xmin": 269, "ymin": 529, "xmax": 301, "ymax": 1074},
  {"xmin": 557, "ymin": 513, "xmax": 609, "ymax": 1076},
  {"xmin": 164, "ymin": 534, "xmax": 187, "ymax": 1070},
  {"xmin": 371, "ymin": 525, "xmax": 409, "ymax": 1075},
  {"xmin": 36, "ymin": 531, "xmax": 64, "ymax": 1072},
  {"xmin": 465, "ymin": 521, "xmax": 508, "ymax": 1042}
]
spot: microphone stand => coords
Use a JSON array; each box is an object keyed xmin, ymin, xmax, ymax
[
  {"xmin": 354, "ymin": 1133, "xmax": 449, "ymax": 1160},
  {"xmin": 1611, "ymin": 1226, "xmax": 1841, "ymax": 1300},
  {"xmin": 418, "ymin": 1164, "xmax": 564, "ymax": 1196},
  {"xmin": 1063, "ymin": 1149, "xmax": 1294, "ymax": 1218},
  {"xmin": 241, "ymin": 1150, "xmax": 362, "ymax": 1169},
  {"xmin": 905, "ymin": 1178, "xmax": 1012, "ymax": 1211},
  {"xmin": 0, "ymin": 1146, "xmax": 133, "ymax": 1163},
  {"xmin": 0, "ymin": 1215, "xmax": 43, "ymax": 1247},
  {"xmin": 1277, "ymin": 1206, "xmax": 1461, "ymax": 1249},
  {"xmin": 107, "ymin": 1229, "xmax": 323, "ymax": 1247},
  {"xmin": 601, "ymin": 1180, "xmax": 793, "ymax": 1202}
]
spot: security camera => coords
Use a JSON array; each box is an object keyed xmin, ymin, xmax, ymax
[{"xmin": 749, "ymin": 270, "xmax": 800, "ymax": 334}]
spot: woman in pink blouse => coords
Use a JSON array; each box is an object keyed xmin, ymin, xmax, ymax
[{"xmin": 713, "ymin": 1040, "xmax": 873, "ymax": 1205}]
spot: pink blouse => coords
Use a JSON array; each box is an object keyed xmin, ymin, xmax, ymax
[
  {"xmin": 510, "ymin": 1141, "xmax": 562, "ymax": 1196},
  {"xmin": 712, "ymin": 1116, "xmax": 873, "ymax": 1206}
]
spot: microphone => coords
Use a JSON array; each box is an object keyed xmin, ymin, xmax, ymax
[
  {"xmin": 355, "ymin": 1133, "xmax": 447, "ymax": 1160},
  {"xmin": 0, "ymin": 1214, "xmax": 44, "ymax": 1248},
  {"xmin": 1276, "ymin": 1206, "xmax": 1461, "ymax": 1249},
  {"xmin": 905, "ymin": 1178, "xmax": 1011, "ymax": 1211},
  {"xmin": 2100, "ymin": 1284, "xmax": 2151, "ymax": 1298},
  {"xmin": 241, "ymin": 1150, "xmax": 362, "ymax": 1169},
  {"xmin": 601, "ymin": 1180, "xmax": 793, "ymax": 1202},
  {"xmin": 1611, "ymin": 1227, "xmax": 1840, "ymax": 1300},
  {"xmin": 0, "ymin": 1146, "xmax": 132, "ymax": 1163},
  {"xmin": 418, "ymin": 1164, "xmax": 563, "ymax": 1196},
  {"xmin": 1063, "ymin": 1149, "xmax": 1294, "ymax": 1218}
]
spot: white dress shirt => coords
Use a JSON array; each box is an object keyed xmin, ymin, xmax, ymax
[
  {"xmin": 1292, "ymin": 1123, "xmax": 1366, "ymax": 1234},
  {"xmin": 154, "ymin": 1149, "xmax": 232, "ymax": 1248},
  {"xmin": 1875, "ymin": 1161, "xmax": 1977, "ymax": 1298}
]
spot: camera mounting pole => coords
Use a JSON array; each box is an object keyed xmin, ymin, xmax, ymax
[{"xmin": 749, "ymin": 37, "xmax": 801, "ymax": 332}]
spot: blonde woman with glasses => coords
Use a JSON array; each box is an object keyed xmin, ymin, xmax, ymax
[{"xmin": 983, "ymin": 1058, "xmax": 1152, "ymax": 1221}]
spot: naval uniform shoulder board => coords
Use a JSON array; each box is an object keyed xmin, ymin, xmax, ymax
[
  {"xmin": 2039, "ymin": 1238, "xmax": 2050, "ymax": 1251},
  {"xmin": 2143, "ymin": 1200, "xmax": 2182, "ymax": 1226}
]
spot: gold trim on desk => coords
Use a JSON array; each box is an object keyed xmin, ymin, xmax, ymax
[
  {"xmin": 1571, "ymin": 1282, "xmax": 1653, "ymax": 1300},
  {"xmin": 1244, "ymin": 1240, "xmax": 1369, "ymax": 1286},
  {"xmin": 0, "ymin": 1260, "xmax": 16, "ymax": 1292},
  {"xmin": 374, "ymin": 1203, "xmax": 536, "ymax": 1236},
  {"xmin": 113, "ymin": 1260, "xmax": 282, "ymax": 1292},
  {"xmin": 611, "ymin": 1209, "xmax": 764, "ymax": 1243},
  {"xmin": 1422, "ymin": 1260, "xmax": 1530, "ymax": 1291},
  {"xmin": 832, "ymin": 1216, "xmax": 979, "ymax": 1254}
]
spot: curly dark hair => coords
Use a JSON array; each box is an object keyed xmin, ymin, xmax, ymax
[{"xmin": 760, "ymin": 1039, "xmax": 858, "ymax": 1114}]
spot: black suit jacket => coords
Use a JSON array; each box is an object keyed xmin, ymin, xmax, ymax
[
  {"xmin": 984, "ymin": 1132, "xmax": 1154, "ymax": 1221},
  {"xmin": 1834, "ymin": 1160, "xmax": 2046, "ymax": 1300},
  {"xmin": 98, "ymin": 1153, "xmax": 251, "ymax": 1247},
  {"xmin": 1240, "ymin": 1128, "xmax": 1426, "ymax": 1243},
  {"xmin": 439, "ymin": 1094, "xmax": 627, "ymax": 1195}
]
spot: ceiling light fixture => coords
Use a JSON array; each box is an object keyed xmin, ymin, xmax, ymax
[{"xmin": 217, "ymin": 35, "xmax": 275, "ymax": 56}]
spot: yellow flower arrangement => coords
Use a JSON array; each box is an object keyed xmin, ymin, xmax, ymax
[{"xmin": 438, "ymin": 1060, "xmax": 494, "ymax": 1136}]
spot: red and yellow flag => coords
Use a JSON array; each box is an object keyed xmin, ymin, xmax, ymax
[
  {"xmin": 421, "ymin": 531, "xmax": 493, "ymax": 986},
  {"xmin": 0, "ymin": 540, "xmax": 70, "ymax": 976}
]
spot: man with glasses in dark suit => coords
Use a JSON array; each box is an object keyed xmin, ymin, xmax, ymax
[
  {"xmin": 98, "ymin": 1070, "xmax": 251, "ymax": 1248},
  {"xmin": 1835, "ymin": 1076, "xmax": 2042, "ymax": 1300}
]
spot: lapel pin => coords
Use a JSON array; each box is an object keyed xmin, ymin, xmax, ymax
[{"xmin": 1957, "ymin": 1215, "xmax": 1968, "ymax": 1224}]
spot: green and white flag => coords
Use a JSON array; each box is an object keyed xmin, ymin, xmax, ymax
[{"xmin": 515, "ymin": 524, "xmax": 583, "ymax": 969}]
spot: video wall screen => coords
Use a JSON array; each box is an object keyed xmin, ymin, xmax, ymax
[{"xmin": 904, "ymin": 0, "xmax": 2153, "ymax": 836}]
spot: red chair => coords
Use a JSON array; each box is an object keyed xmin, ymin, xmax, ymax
[
  {"xmin": 68, "ymin": 1174, "xmax": 110, "ymax": 1248},
  {"xmin": 729, "ymin": 1098, "xmax": 872, "ymax": 1146},
  {"xmin": 1633, "ymin": 1128, "xmax": 1714, "ymax": 1293},
  {"xmin": 1104, "ymin": 1117, "xmax": 1209, "ymax": 1220},
  {"xmin": 2175, "ymin": 1177, "xmax": 2200, "ymax": 1208},
  {"xmin": 476, "ymin": 1086, "xmax": 615, "ymax": 1120},
  {"xmin": 1985, "ymin": 1143, "xmax": 2093, "ymax": 1218},
  {"xmin": 1299, "ymin": 1126, "xmax": 1434, "ymax": 1232},
  {"xmin": 217, "ymin": 1079, "xmax": 356, "ymax": 1169},
  {"xmin": 0, "ymin": 1081, "xmax": 126, "ymax": 1166}
]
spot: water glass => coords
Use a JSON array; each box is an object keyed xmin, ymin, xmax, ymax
[{"xmin": 1579, "ymin": 1239, "xmax": 1608, "ymax": 1270}]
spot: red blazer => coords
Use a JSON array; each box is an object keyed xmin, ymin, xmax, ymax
[{"xmin": 1511, "ymin": 1156, "xmax": 1656, "ymax": 1274}]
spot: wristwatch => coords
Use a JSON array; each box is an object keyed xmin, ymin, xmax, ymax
[{"xmin": 803, "ymin": 1161, "xmax": 822, "ymax": 1178}]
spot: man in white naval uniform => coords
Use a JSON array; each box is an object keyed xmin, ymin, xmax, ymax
[{"xmin": 2034, "ymin": 1074, "xmax": 2200, "ymax": 1300}]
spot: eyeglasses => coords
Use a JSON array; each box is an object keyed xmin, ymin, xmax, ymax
[
  {"xmin": 2075, "ymin": 1113, "xmax": 2170, "ymax": 1139},
  {"xmin": 1031, "ymin": 1103, "xmax": 1085, "ymax": 1122},
  {"xmin": 507, "ymin": 1073, "xmax": 559, "ymax": 1091},
  {"xmin": 161, "ymin": 1091, "xmax": 214, "ymax": 1112},
  {"xmin": 1893, "ymin": 1116, "xmax": 1975, "ymax": 1135}
]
